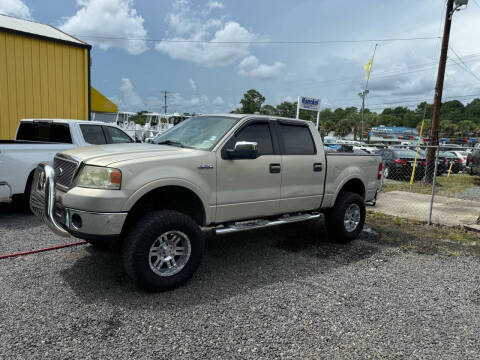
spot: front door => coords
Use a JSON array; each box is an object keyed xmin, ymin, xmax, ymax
[{"xmin": 216, "ymin": 120, "xmax": 281, "ymax": 223}]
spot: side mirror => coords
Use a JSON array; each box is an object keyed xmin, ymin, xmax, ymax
[{"xmin": 227, "ymin": 141, "xmax": 258, "ymax": 159}]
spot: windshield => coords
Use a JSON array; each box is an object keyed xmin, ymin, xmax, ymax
[
  {"xmin": 152, "ymin": 116, "xmax": 239, "ymax": 150},
  {"xmin": 395, "ymin": 150, "xmax": 418, "ymax": 157}
]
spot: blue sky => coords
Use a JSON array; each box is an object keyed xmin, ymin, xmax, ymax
[{"xmin": 2, "ymin": 0, "xmax": 480, "ymax": 114}]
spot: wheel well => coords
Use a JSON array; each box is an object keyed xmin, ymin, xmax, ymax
[
  {"xmin": 122, "ymin": 186, "xmax": 206, "ymax": 234},
  {"xmin": 339, "ymin": 178, "xmax": 365, "ymax": 199},
  {"xmin": 25, "ymin": 169, "xmax": 35, "ymax": 193}
]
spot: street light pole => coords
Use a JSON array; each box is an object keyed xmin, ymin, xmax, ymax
[{"xmin": 358, "ymin": 90, "xmax": 369, "ymax": 141}]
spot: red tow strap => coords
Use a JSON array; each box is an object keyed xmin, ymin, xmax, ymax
[{"xmin": 0, "ymin": 241, "xmax": 87, "ymax": 260}]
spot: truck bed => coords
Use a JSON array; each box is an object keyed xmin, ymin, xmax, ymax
[{"xmin": 322, "ymin": 152, "xmax": 381, "ymax": 207}]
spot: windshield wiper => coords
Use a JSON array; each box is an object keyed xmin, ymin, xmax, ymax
[{"xmin": 156, "ymin": 140, "xmax": 185, "ymax": 148}]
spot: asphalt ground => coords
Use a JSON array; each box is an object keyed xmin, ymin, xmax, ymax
[{"xmin": 1, "ymin": 203, "xmax": 480, "ymax": 359}]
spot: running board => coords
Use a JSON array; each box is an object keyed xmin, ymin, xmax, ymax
[{"xmin": 215, "ymin": 213, "xmax": 321, "ymax": 235}]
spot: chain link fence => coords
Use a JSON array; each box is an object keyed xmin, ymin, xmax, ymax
[{"xmin": 325, "ymin": 142, "xmax": 480, "ymax": 227}]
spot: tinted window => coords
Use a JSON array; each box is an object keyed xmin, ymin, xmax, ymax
[
  {"xmin": 278, "ymin": 124, "xmax": 315, "ymax": 155},
  {"xmin": 226, "ymin": 122, "xmax": 274, "ymax": 155},
  {"xmin": 80, "ymin": 125, "xmax": 107, "ymax": 145},
  {"xmin": 16, "ymin": 122, "xmax": 72, "ymax": 143},
  {"xmin": 383, "ymin": 150, "xmax": 393, "ymax": 159},
  {"xmin": 104, "ymin": 126, "xmax": 133, "ymax": 144},
  {"xmin": 394, "ymin": 150, "xmax": 417, "ymax": 158}
]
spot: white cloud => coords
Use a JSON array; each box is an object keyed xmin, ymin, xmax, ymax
[
  {"xmin": 155, "ymin": 0, "xmax": 257, "ymax": 66},
  {"xmin": 0, "ymin": 0, "xmax": 31, "ymax": 19},
  {"xmin": 111, "ymin": 78, "xmax": 145, "ymax": 110},
  {"xmin": 238, "ymin": 55, "xmax": 285, "ymax": 80},
  {"xmin": 189, "ymin": 78, "xmax": 196, "ymax": 91},
  {"xmin": 212, "ymin": 96, "xmax": 224, "ymax": 105},
  {"xmin": 156, "ymin": 21, "xmax": 255, "ymax": 66},
  {"xmin": 207, "ymin": 1, "xmax": 224, "ymax": 11},
  {"xmin": 59, "ymin": 0, "xmax": 148, "ymax": 55},
  {"xmin": 112, "ymin": 78, "xmax": 227, "ymax": 113}
]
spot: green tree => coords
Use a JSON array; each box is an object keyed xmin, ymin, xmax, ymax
[
  {"xmin": 465, "ymin": 98, "xmax": 480, "ymax": 121},
  {"xmin": 260, "ymin": 104, "xmax": 277, "ymax": 115},
  {"xmin": 276, "ymin": 101, "xmax": 296, "ymax": 118},
  {"xmin": 239, "ymin": 89, "xmax": 265, "ymax": 114},
  {"xmin": 131, "ymin": 110, "xmax": 148, "ymax": 125},
  {"xmin": 457, "ymin": 120, "xmax": 475, "ymax": 136},
  {"xmin": 334, "ymin": 118, "xmax": 353, "ymax": 138},
  {"xmin": 439, "ymin": 120, "xmax": 456, "ymax": 137},
  {"xmin": 415, "ymin": 102, "xmax": 433, "ymax": 119},
  {"xmin": 319, "ymin": 119, "xmax": 336, "ymax": 140}
]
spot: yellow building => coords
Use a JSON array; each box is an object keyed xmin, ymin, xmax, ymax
[{"xmin": 0, "ymin": 14, "xmax": 91, "ymax": 140}]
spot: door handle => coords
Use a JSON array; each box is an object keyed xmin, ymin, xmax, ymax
[
  {"xmin": 270, "ymin": 163, "xmax": 281, "ymax": 173},
  {"xmin": 313, "ymin": 163, "xmax": 323, "ymax": 172}
]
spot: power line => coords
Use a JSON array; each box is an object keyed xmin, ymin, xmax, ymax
[
  {"xmin": 74, "ymin": 34, "xmax": 441, "ymax": 45},
  {"xmin": 449, "ymin": 47, "xmax": 480, "ymax": 83}
]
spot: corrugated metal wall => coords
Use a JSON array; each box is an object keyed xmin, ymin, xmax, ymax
[{"xmin": 0, "ymin": 31, "xmax": 89, "ymax": 139}]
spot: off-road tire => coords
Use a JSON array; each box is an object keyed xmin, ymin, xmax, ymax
[
  {"xmin": 325, "ymin": 191, "xmax": 365, "ymax": 243},
  {"xmin": 123, "ymin": 210, "xmax": 204, "ymax": 292}
]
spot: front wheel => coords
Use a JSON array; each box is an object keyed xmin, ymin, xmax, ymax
[
  {"xmin": 123, "ymin": 210, "xmax": 204, "ymax": 291},
  {"xmin": 325, "ymin": 191, "xmax": 366, "ymax": 243}
]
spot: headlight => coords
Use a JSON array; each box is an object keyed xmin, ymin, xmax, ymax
[{"xmin": 75, "ymin": 165, "xmax": 122, "ymax": 190}]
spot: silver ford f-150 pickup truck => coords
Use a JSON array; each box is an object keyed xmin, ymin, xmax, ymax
[{"xmin": 30, "ymin": 114, "xmax": 382, "ymax": 291}]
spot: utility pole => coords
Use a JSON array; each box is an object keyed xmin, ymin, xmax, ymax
[
  {"xmin": 426, "ymin": 0, "xmax": 468, "ymax": 182},
  {"xmin": 162, "ymin": 90, "xmax": 168, "ymax": 114}
]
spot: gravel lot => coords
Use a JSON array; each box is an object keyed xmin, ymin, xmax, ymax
[{"xmin": 1, "ymin": 203, "xmax": 480, "ymax": 359}]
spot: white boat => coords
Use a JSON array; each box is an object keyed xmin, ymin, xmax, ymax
[
  {"xmin": 142, "ymin": 113, "xmax": 190, "ymax": 142},
  {"xmin": 91, "ymin": 111, "xmax": 190, "ymax": 142}
]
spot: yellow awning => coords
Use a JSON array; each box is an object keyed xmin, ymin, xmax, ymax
[{"xmin": 91, "ymin": 86, "xmax": 118, "ymax": 113}]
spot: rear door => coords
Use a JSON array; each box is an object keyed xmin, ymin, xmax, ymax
[
  {"xmin": 216, "ymin": 119, "xmax": 282, "ymax": 222},
  {"xmin": 276, "ymin": 121, "xmax": 325, "ymax": 213}
]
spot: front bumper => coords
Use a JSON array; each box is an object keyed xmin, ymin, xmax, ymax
[{"xmin": 30, "ymin": 163, "xmax": 127, "ymax": 239}]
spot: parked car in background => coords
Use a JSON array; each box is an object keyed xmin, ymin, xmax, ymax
[
  {"xmin": 470, "ymin": 147, "xmax": 480, "ymax": 175},
  {"xmin": 0, "ymin": 119, "xmax": 135, "ymax": 207},
  {"xmin": 376, "ymin": 148, "xmax": 425, "ymax": 180},
  {"xmin": 451, "ymin": 151, "xmax": 468, "ymax": 166},
  {"xmin": 410, "ymin": 147, "xmax": 448, "ymax": 176},
  {"xmin": 439, "ymin": 151, "xmax": 463, "ymax": 174}
]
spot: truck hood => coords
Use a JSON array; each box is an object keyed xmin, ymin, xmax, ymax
[{"xmin": 59, "ymin": 143, "xmax": 205, "ymax": 167}]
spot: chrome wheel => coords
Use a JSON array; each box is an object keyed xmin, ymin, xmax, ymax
[
  {"xmin": 344, "ymin": 203, "xmax": 361, "ymax": 232},
  {"xmin": 383, "ymin": 167, "xmax": 390, "ymax": 179},
  {"xmin": 149, "ymin": 231, "xmax": 191, "ymax": 277}
]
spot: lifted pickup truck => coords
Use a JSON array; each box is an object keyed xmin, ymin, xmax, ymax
[
  {"xmin": 0, "ymin": 119, "xmax": 134, "ymax": 206},
  {"xmin": 31, "ymin": 114, "xmax": 382, "ymax": 291}
]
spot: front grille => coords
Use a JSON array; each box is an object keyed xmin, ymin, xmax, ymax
[{"xmin": 54, "ymin": 157, "xmax": 79, "ymax": 189}]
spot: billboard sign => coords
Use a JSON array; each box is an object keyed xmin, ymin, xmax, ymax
[{"xmin": 298, "ymin": 96, "xmax": 321, "ymax": 111}]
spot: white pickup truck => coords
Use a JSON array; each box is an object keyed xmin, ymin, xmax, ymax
[
  {"xmin": 0, "ymin": 119, "xmax": 135, "ymax": 207},
  {"xmin": 30, "ymin": 114, "xmax": 382, "ymax": 291}
]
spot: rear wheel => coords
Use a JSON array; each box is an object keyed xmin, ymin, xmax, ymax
[
  {"xmin": 325, "ymin": 191, "xmax": 365, "ymax": 243},
  {"xmin": 123, "ymin": 210, "xmax": 204, "ymax": 291}
]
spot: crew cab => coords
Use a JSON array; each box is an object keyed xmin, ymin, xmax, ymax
[
  {"xmin": 0, "ymin": 119, "xmax": 134, "ymax": 206},
  {"xmin": 30, "ymin": 114, "xmax": 382, "ymax": 291}
]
